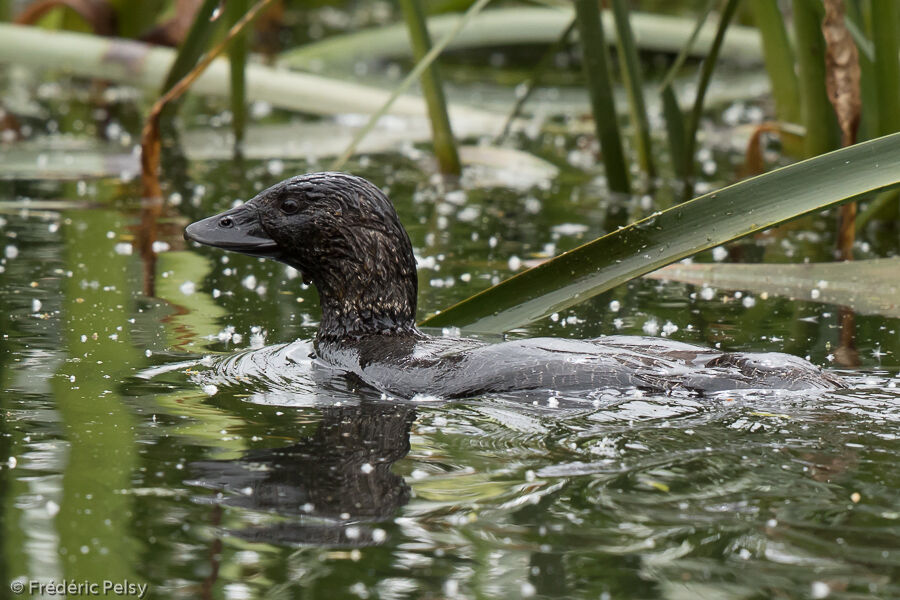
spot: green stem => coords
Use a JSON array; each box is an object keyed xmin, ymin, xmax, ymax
[
  {"xmin": 871, "ymin": 0, "xmax": 900, "ymax": 135},
  {"xmin": 683, "ymin": 0, "xmax": 739, "ymax": 194},
  {"xmin": 792, "ymin": 0, "xmax": 839, "ymax": 157},
  {"xmin": 329, "ymin": 0, "xmax": 493, "ymax": 172},
  {"xmin": 750, "ymin": 0, "xmax": 800, "ymax": 125},
  {"xmin": 225, "ymin": 0, "xmax": 251, "ymax": 147},
  {"xmin": 573, "ymin": 0, "xmax": 629, "ymax": 193},
  {"xmin": 749, "ymin": 0, "xmax": 803, "ymax": 156},
  {"xmin": 844, "ymin": 1, "xmax": 878, "ymax": 142},
  {"xmin": 661, "ymin": 83, "xmax": 686, "ymax": 178},
  {"xmin": 399, "ymin": 0, "xmax": 461, "ymax": 175},
  {"xmin": 611, "ymin": 0, "xmax": 655, "ymax": 179},
  {"xmin": 658, "ymin": 2, "xmax": 713, "ymax": 180}
]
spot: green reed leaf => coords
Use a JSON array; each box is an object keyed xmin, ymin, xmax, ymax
[{"xmin": 421, "ymin": 132, "xmax": 900, "ymax": 332}]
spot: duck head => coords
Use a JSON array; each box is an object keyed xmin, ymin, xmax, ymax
[{"xmin": 185, "ymin": 172, "xmax": 419, "ymax": 342}]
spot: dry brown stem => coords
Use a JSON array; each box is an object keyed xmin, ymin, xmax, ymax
[
  {"xmin": 138, "ymin": 0, "xmax": 274, "ymax": 296},
  {"xmin": 822, "ymin": 0, "xmax": 861, "ymax": 264},
  {"xmin": 741, "ymin": 121, "xmax": 781, "ymax": 177},
  {"xmin": 822, "ymin": 0, "xmax": 861, "ymax": 147}
]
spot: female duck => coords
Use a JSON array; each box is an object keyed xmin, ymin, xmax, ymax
[{"xmin": 184, "ymin": 172, "xmax": 842, "ymax": 399}]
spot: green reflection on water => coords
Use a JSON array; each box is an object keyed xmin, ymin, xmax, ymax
[
  {"xmin": 155, "ymin": 251, "xmax": 226, "ymax": 351},
  {"xmin": 51, "ymin": 208, "xmax": 140, "ymax": 582}
]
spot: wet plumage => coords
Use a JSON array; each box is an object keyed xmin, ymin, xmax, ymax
[{"xmin": 185, "ymin": 172, "xmax": 843, "ymax": 399}]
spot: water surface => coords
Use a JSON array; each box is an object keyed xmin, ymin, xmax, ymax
[{"xmin": 2, "ymin": 160, "xmax": 899, "ymax": 600}]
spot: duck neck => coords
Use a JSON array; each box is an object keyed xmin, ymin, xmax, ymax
[{"xmin": 312, "ymin": 263, "xmax": 420, "ymax": 345}]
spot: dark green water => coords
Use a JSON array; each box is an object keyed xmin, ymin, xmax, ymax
[{"xmin": 2, "ymin": 157, "xmax": 899, "ymax": 600}]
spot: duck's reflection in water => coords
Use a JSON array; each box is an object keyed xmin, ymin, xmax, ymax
[{"xmin": 188, "ymin": 402, "xmax": 416, "ymax": 546}]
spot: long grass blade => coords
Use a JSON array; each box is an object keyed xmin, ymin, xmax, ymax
[
  {"xmin": 683, "ymin": 0, "xmax": 739, "ymax": 194},
  {"xmin": 421, "ymin": 132, "xmax": 900, "ymax": 332},
  {"xmin": 399, "ymin": 0, "xmax": 460, "ymax": 175},
  {"xmin": 573, "ymin": 0, "xmax": 629, "ymax": 193},
  {"xmin": 329, "ymin": 0, "xmax": 492, "ymax": 172},
  {"xmin": 610, "ymin": 0, "xmax": 655, "ymax": 178}
]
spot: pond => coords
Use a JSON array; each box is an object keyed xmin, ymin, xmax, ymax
[{"xmin": 2, "ymin": 145, "xmax": 899, "ymax": 600}]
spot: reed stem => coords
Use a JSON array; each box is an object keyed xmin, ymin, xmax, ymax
[
  {"xmin": 329, "ymin": 0, "xmax": 492, "ymax": 171},
  {"xmin": 749, "ymin": 0, "xmax": 802, "ymax": 155},
  {"xmin": 398, "ymin": 0, "xmax": 461, "ymax": 175},
  {"xmin": 683, "ymin": 0, "xmax": 739, "ymax": 195},
  {"xmin": 611, "ymin": 0, "xmax": 655, "ymax": 179},
  {"xmin": 792, "ymin": 0, "xmax": 839, "ymax": 157},
  {"xmin": 573, "ymin": 0, "xmax": 629, "ymax": 193},
  {"xmin": 871, "ymin": 0, "xmax": 900, "ymax": 136},
  {"xmin": 225, "ymin": 0, "xmax": 251, "ymax": 147}
]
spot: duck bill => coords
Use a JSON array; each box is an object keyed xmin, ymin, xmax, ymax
[{"xmin": 184, "ymin": 202, "xmax": 280, "ymax": 259}]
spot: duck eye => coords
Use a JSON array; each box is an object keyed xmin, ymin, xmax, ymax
[
  {"xmin": 281, "ymin": 199, "xmax": 299, "ymax": 214},
  {"xmin": 218, "ymin": 217, "xmax": 234, "ymax": 228}
]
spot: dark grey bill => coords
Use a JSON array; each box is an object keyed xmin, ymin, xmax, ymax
[{"xmin": 184, "ymin": 202, "xmax": 280, "ymax": 259}]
